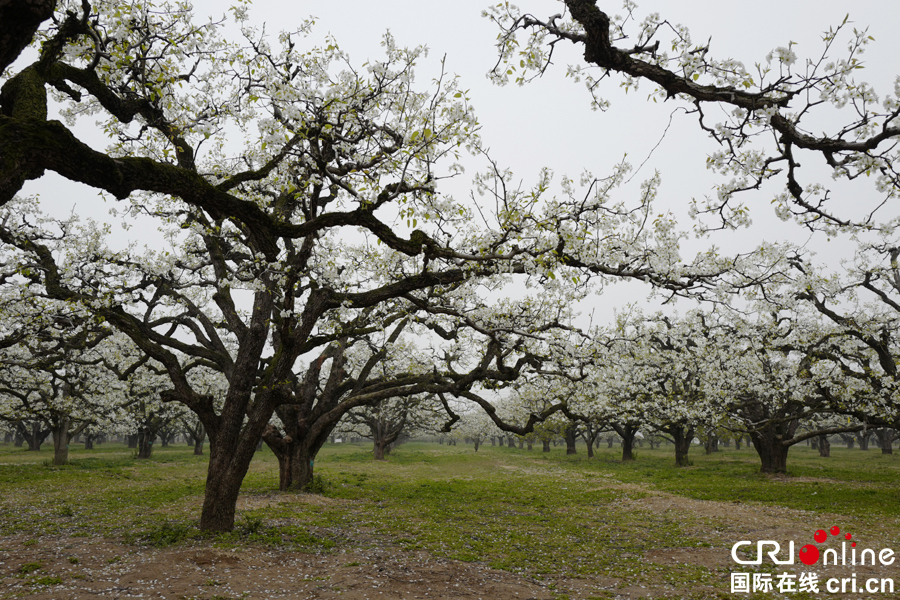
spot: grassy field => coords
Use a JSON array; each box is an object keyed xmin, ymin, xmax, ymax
[{"xmin": 1, "ymin": 439, "xmax": 899, "ymax": 598}]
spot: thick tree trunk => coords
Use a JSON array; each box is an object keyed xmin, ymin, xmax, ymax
[
  {"xmin": 564, "ymin": 423, "xmax": 577, "ymax": 455},
  {"xmin": 542, "ymin": 439, "xmax": 551, "ymax": 452},
  {"xmin": 52, "ymin": 417, "xmax": 70, "ymax": 466},
  {"xmin": 84, "ymin": 433, "xmax": 94, "ymax": 450},
  {"xmin": 665, "ymin": 425, "xmax": 695, "ymax": 467},
  {"xmin": 507, "ymin": 436, "xmax": 516, "ymax": 448},
  {"xmin": 621, "ymin": 436, "xmax": 634, "ymax": 461},
  {"xmin": 14, "ymin": 432, "xmax": 23, "ymax": 447},
  {"xmin": 856, "ymin": 432, "xmax": 870, "ymax": 451},
  {"xmin": 606, "ymin": 436, "xmax": 614, "ymax": 448},
  {"xmin": 817, "ymin": 434, "xmax": 831, "ymax": 457},
  {"xmin": 526, "ymin": 440, "xmax": 533, "ymax": 450},
  {"xmin": 875, "ymin": 428, "xmax": 895, "ymax": 455},
  {"xmin": 749, "ymin": 430, "xmax": 790, "ymax": 474},
  {"xmin": 611, "ymin": 423, "xmax": 638, "ymax": 462},
  {"xmin": 473, "ymin": 439, "xmax": 480, "ymax": 452},
  {"xmin": 136, "ymin": 430, "xmax": 154, "ymax": 459},
  {"xmin": 518, "ymin": 438, "xmax": 524, "ymax": 449},
  {"xmin": 126, "ymin": 434, "xmax": 138, "ymax": 449},
  {"xmin": 373, "ymin": 440, "xmax": 388, "ymax": 460},
  {"xmin": 51, "ymin": 417, "xmax": 74, "ymax": 465},
  {"xmin": 18, "ymin": 422, "xmax": 48, "ymax": 451}
]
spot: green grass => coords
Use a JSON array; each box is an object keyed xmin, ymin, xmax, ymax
[
  {"xmin": 548, "ymin": 442, "xmax": 900, "ymax": 522},
  {"xmin": 1, "ymin": 438, "xmax": 898, "ymax": 596}
]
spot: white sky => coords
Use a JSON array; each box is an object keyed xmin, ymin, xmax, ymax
[{"xmin": 24, "ymin": 0, "xmax": 900, "ymax": 321}]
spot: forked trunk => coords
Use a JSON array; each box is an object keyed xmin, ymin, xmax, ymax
[
  {"xmin": 749, "ymin": 430, "xmax": 790, "ymax": 474},
  {"xmin": 611, "ymin": 423, "xmax": 638, "ymax": 462}
]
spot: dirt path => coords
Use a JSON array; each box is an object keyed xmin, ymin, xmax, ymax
[{"xmin": 2, "ymin": 470, "xmax": 898, "ymax": 599}]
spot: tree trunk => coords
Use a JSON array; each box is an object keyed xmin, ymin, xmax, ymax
[
  {"xmin": 473, "ymin": 439, "xmax": 480, "ymax": 452},
  {"xmin": 749, "ymin": 430, "xmax": 790, "ymax": 474},
  {"xmin": 611, "ymin": 423, "xmax": 638, "ymax": 462},
  {"xmin": 518, "ymin": 438, "xmax": 524, "ymax": 449},
  {"xmin": 542, "ymin": 439, "xmax": 550, "ymax": 452},
  {"xmin": 126, "ymin": 434, "xmax": 138, "ymax": 449},
  {"xmin": 84, "ymin": 433, "xmax": 94, "ymax": 450},
  {"xmin": 51, "ymin": 417, "xmax": 71, "ymax": 466},
  {"xmin": 606, "ymin": 436, "xmax": 614, "ymax": 448},
  {"xmin": 373, "ymin": 440, "xmax": 388, "ymax": 460},
  {"xmin": 193, "ymin": 423, "xmax": 205, "ymax": 455},
  {"xmin": 526, "ymin": 440, "xmax": 532, "ymax": 450},
  {"xmin": 18, "ymin": 422, "xmax": 49, "ymax": 451},
  {"xmin": 621, "ymin": 434, "xmax": 635, "ymax": 461},
  {"xmin": 875, "ymin": 428, "xmax": 895, "ymax": 455},
  {"xmin": 817, "ymin": 434, "xmax": 831, "ymax": 457},
  {"xmin": 136, "ymin": 429, "xmax": 155, "ymax": 459},
  {"xmin": 564, "ymin": 423, "xmax": 577, "ymax": 455},
  {"xmin": 665, "ymin": 425, "xmax": 695, "ymax": 468},
  {"xmin": 14, "ymin": 432, "xmax": 23, "ymax": 447},
  {"xmin": 507, "ymin": 436, "xmax": 515, "ymax": 448}
]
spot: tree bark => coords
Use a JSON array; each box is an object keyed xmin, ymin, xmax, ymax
[
  {"xmin": 52, "ymin": 416, "xmax": 71, "ymax": 466},
  {"xmin": 817, "ymin": 434, "xmax": 831, "ymax": 457},
  {"xmin": 373, "ymin": 440, "xmax": 388, "ymax": 460},
  {"xmin": 542, "ymin": 439, "xmax": 551, "ymax": 452},
  {"xmin": 661, "ymin": 424, "xmax": 695, "ymax": 467},
  {"xmin": 136, "ymin": 429, "xmax": 155, "ymax": 459},
  {"xmin": 875, "ymin": 428, "xmax": 895, "ymax": 455},
  {"xmin": 564, "ymin": 422, "xmax": 577, "ymax": 455},
  {"xmin": 611, "ymin": 423, "xmax": 638, "ymax": 462},
  {"xmin": 749, "ymin": 429, "xmax": 791, "ymax": 474}
]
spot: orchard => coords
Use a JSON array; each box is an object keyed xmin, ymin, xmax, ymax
[{"xmin": 1, "ymin": 1, "xmax": 899, "ymax": 598}]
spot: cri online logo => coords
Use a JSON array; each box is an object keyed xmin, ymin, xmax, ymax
[{"xmin": 732, "ymin": 526, "xmax": 896, "ymax": 567}]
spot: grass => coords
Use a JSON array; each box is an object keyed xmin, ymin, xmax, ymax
[{"xmin": 1, "ymin": 438, "xmax": 898, "ymax": 596}]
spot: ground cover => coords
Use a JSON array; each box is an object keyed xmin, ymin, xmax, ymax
[{"xmin": 0, "ymin": 441, "xmax": 898, "ymax": 599}]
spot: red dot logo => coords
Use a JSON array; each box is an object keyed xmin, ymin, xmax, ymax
[
  {"xmin": 830, "ymin": 526, "xmax": 841, "ymax": 536},
  {"xmin": 814, "ymin": 529, "xmax": 827, "ymax": 543},
  {"xmin": 800, "ymin": 544, "xmax": 820, "ymax": 565}
]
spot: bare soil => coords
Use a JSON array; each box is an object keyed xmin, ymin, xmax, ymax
[{"xmin": 1, "ymin": 479, "xmax": 897, "ymax": 599}]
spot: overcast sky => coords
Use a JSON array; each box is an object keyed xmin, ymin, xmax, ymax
[{"xmin": 25, "ymin": 0, "xmax": 900, "ymax": 320}]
